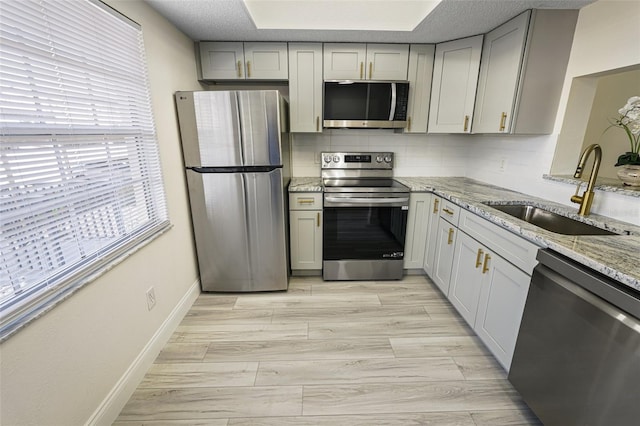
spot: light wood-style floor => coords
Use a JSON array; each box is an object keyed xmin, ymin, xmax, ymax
[{"xmin": 115, "ymin": 275, "xmax": 541, "ymax": 425}]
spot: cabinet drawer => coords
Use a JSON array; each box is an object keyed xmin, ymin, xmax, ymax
[
  {"xmin": 439, "ymin": 199, "xmax": 460, "ymax": 226},
  {"xmin": 459, "ymin": 210, "xmax": 539, "ymax": 274},
  {"xmin": 289, "ymin": 193, "xmax": 322, "ymax": 210}
]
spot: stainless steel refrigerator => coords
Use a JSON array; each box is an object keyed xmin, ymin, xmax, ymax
[{"xmin": 175, "ymin": 90, "xmax": 290, "ymax": 292}]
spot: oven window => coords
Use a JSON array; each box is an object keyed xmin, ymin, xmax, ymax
[{"xmin": 323, "ymin": 206, "xmax": 407, "ymax": 260}]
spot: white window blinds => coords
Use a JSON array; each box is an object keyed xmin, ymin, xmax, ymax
[{"xmin": 0, "ymin": 0, "xmax": 169, "ymax": 337}]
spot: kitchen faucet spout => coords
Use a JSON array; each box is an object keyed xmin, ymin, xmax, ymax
[{"xmin": 570, "ymin": 144, "xmax": 602, "ymax": 216}]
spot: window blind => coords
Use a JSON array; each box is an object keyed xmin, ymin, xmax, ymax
[{"xmin": 0, "ymin": 0, "xmax": 169, "ymax": 337}]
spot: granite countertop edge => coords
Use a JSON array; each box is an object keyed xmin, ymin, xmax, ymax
[{"xmin": 289, "ymin": 176, "xmax": 640, "ymax": 291}]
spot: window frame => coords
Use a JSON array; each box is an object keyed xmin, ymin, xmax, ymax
[{"xmin": 0, "ymin": 0, "xmax": 170, "ymax": 341}]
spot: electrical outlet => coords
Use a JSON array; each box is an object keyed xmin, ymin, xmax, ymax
[
  {"xmin": 146, "ymin": 287, "xmax": 156, "ymax": 311},
  {"xmin": 499, "ymin": 157, "xmax": 508, "ymax": 173}
]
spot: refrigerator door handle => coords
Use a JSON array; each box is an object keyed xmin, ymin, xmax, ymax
[
  {"xmin": 239, "ymin": 173, "xmax": 253, "ymax": 281},
  {"xmin": 234, "ymin": 92, "xmax": 246, "ymax": 167}
]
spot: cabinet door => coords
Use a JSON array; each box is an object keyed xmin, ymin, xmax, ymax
[
  {"xmin": 403, "ymin": 193, "xmax": 431, "ymax": 269},
  {"xmin": 288, "ymin": 43, "xmax": 323, "ymax": 133},
  {"xmin": 366, "ymin": 44, "xmax": 409, "ymax": 80},
  {"xmin": 449, "ymin": 232, "xmax": 485, "ymax": 327},
  {"xmin": 199, "ymin": 42, "xmax": 244, "ymax": 80},
  {"xmin": 473, "ymin": 11, "xmax": 530, "ymax": 133},
  {"xmin": 323, "ymin": 43, "xmax": 367, "ymax": 80},
  {"xmin": 290, "ymin": 210, "xmax": 323, "ymax": 270},
  {"xmin": 243, "ymin": 42, "xmax": 288, "ymax": 80},
  {"xmin": 428, "ymin": 35, "xmax": 483, "ymax": 133},
  {"xmin": 475, "ymin": 252, "xmax": 530, "ymax": 370},
  {"xmin": 423, "ymin": 196, "xmax": 441, "ymax": 276},
  {"xmin": 405, "ymin": 44, "xmax": 435, "ymax": 133},
  {"xmin": 432, "ymin": 216, "xmax": 457, "ymax": 295}
]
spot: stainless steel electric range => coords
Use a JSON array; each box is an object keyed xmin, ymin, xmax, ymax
[{"xmin": 321, "ymin": 152, "xmax": 410, "ymax": 281}]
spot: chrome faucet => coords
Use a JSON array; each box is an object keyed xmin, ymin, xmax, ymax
[{"xmin": 570, "ymin": 144, "xmax": 602, "ymax": 216}]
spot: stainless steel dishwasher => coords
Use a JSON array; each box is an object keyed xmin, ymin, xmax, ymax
[{"xmin": 508, "ymin": 249, "xmax": 640, "ymax": 426}]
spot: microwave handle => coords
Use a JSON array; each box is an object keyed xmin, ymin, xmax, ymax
[{"xmin": 388, "ymin": 83, "xmax": 396, "ymax": 120}]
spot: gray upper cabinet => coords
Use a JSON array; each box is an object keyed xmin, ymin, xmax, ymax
[
  {"xmin": 428, "ymin": 35, "xmax": 484, "ymax": 134},
  {"xmin": 405, "ymin": 44, "xmax": 435, "ymax": 133},
  {"xmin": 199, "ymin": 42, "xmax": 288, "ymax": 81},
  {"xmin": 288, "ymin": 43, "xmax": 323, "ymax": 133},
  {"xmin": 473, "ymin": 10, "xmax": 578, "ymax": 134},
  {"xmin": 323, "ymin": 43, "xmax": 409, "ymax": 80}
]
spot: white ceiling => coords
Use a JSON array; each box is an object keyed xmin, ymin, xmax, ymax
[{"xmin": 144, "ymin": 0, "xmax": 595, "ymax": 44}]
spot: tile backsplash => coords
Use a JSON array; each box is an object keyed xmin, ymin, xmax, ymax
[
  {"xmin": 290, "ymin": 130, "xmax": 640, "ymax": 225},
  {"xmin": 291, "ymin": 130, "xmax": 469, "ymax": 177}
]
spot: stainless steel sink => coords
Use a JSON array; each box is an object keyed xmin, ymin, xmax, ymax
[{"xmin": 484, "ymin": 203, "xmax": 618, "ymax": 236}]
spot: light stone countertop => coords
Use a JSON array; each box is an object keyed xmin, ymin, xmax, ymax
[{"xmin": 289, "ymin": 176, "xmax": 640, "ymax": 292}]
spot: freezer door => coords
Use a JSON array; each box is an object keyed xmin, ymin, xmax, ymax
[
  {"xmin": 237, "ymin": 91, "xmax": 283, "ymax": 166},
  {"xmin": 177, "ymin": 91, "xmax": 243, "ymax": 168},
  {"xmin": 185, "ymin": 169, "xmax": 288, "ymax": 292}
]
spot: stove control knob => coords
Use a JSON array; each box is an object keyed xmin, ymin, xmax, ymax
[
  {"xmin": 376, "ymin": 155, "xmax": 383, "ymax": 163},
  {"xmin": 323, "ymin": 155, "xmax": 332, "ymax": 163},
  {"xmin": 333, "ymin": 155, "xmax": 340, "ymax": 163},
  {"xmin": 384, "ymin": 156, "xmax": 392, "ymax": 163}
]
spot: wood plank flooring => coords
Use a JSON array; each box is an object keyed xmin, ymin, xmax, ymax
[{"xmin": 115, "ymin": 275, "xmax": 540, "ymax": 425}]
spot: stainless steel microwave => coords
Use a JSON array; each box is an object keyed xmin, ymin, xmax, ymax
[{"xmin": 323, "ymin": 81, "xmax": 409, "ymax": 129}]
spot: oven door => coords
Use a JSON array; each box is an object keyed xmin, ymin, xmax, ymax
[{"xmin": 323, "ymin": 193, "xmax": 409, "ymax": 280}]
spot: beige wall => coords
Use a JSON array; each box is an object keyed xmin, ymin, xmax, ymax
[{"xmin": 0, "ymin": 1, "xmax": 202, "ymax": 424}]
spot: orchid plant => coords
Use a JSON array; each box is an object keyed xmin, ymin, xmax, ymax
[{"xmin": 608, "ymin": 96, "xmax": 640, "ymax": 166}]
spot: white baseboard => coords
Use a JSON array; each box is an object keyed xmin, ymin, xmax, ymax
[{"xmin": 86, "ymin": 279, "xmax": 200, "ymax": 426}]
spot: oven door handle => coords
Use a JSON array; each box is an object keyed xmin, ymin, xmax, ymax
[{"xmin": 325, "ymin": 196, "xmax": 409, "ymax": 204}]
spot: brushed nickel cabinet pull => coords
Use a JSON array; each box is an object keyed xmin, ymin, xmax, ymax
[
  {"xmin": 475, "ymin": 248, "xmax": 484, "ymax": 268},
  {"xmin": 499, "ymin": 112, "xmax": 507, "ymax": 131},
  {"xmin": 433, "ymin": 198, "xmax": 439, "ymax": 213},
  {"xmin": 482, "ymin": 254, "xmax": 491, "ymax": 274},
  {"xmin": 463, "ymin": 115, "xmax": 470, "ymax": 132},
  {"xmin": 447, "ymin": 228, "xmax": 454, "ymax": 245},
  {"xmin": 237, "ymin": 60, "xmax": 242, "ymax": 78}
]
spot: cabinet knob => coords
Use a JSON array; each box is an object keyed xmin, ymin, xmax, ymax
[
  {"xmin": 463, "ymin": 115, "xmax": 470, "ymax": 132},
  {"xmin": 237, "ymin": 60, "xmax": 242, "ymax": 78},
  {"xmin": 499, "ymin": 112, "xmax": 507, "ymax": 132},
  {"xmin": 475, "ymin": 248, "xmax": 484, "ymax": 268}
]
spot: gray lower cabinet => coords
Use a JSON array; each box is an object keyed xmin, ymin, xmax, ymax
[
  {"xmin": 449, "ymin": 231, "xmax": 531, "ymax": 370},
  {"xmin": 289, "ymin": 193, "xmax": 322, "ymax": 274},
  {"xmin": 403, "ymin": 193, "xmax": 432, "ymax": 269},
  {"xmin": 423, "ymin": 198, "xmax": 539, "ymax": 371}
]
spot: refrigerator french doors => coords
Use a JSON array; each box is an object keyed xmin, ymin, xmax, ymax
[{"xmin": 176, "ymin": 90, "xmax": 289, "ymax": 292}]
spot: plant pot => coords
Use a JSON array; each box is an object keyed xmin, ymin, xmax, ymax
[{"xmin": 616, "ymin": 164, "xmax": 640, "ymax": 187}]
